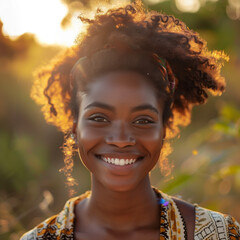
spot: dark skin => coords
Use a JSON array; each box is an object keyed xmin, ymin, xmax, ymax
[{"xmin": 73, "ymin": 71, "xmax": 189, "ymax": 239}]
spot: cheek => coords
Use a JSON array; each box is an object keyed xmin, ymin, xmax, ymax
[
  {"xmin": 77, "ymin": 120, "xmax": 99, "ymax": 148},
  {"xmin": 76, "ymin": 121, "xmax": 103, "ymax": 169},
  {"xmin": 140, "ymin": 127, "xmax": 164, "ymax": 159},
  {"xmin": 76, "ymin": 124, "xmax": 93, "ymax": 160}
]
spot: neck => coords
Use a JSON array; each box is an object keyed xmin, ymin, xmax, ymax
[{"xmin": 85, "ymin": 175, "xmax": 159, "ymax": 231}]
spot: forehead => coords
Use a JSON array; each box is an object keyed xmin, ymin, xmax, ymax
[{"xmin": 82, "ymin": 71, "xmax": 160, "ymax": 107}]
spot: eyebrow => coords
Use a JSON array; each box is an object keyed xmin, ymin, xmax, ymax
[
  {"xmin": 84, "ymin": 102, "xmax": 159, "ymax": 114},
  {"xmin": 84, "ymin": 102, "xmax": 115, "ymax": 112},
  {"xmin": 131, "ymin": 104, "xmax": 159, "ymax": 114}
]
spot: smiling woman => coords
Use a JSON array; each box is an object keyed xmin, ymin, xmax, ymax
[
  {"xmin": 76, "ymin": 72, "xmax": 164, "ymax": 192},
  {"xmin": 20, "ymin": 1, "xmax": 240, "ymax": 239}
]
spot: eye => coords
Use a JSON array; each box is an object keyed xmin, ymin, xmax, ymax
[
  {"xmin": 133, "ymin": 118, "xmax": 155, "ymax": 125},
  {"xmin": 88, "ymin": 115, "xmax": 109, "ymax": 123}
]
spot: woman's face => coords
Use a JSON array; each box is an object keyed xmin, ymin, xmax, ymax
[{"xmin": 76, "ymin": 71, "xmax": 165, "ymax": 192}]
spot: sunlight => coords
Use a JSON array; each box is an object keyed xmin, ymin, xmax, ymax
[
  {"xmin": 0, "ymin": 0, "xmax": 83, "ymax": 46},
  {"xmin": 175, "ymin": 0, "xmax": 201, "ymax": 12},
  {"xmin": 175, "ymin": 0, "xmax": 219, "ymax": 12},
  {"xmin": 227, "ymin": 0, "xmax": 240, "ymax": 20},
  {"xmin": 146, "ymin": 0, "xmax": 167, "ymax": 5}
]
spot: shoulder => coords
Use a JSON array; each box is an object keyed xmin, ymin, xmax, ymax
[
  {"xmin": 20, "ymin": 229, "xmax": 37, "ymax": 240},
  {"xmin": 19, "ymin": 214, "xmax": 59, "ymax": 240},
  {"xmin": 195, "ymin": 205, "xmax": 240, "ymax": 239},
  {"xmin": 171, "ymin": 197, "xmax": 195, "ymax": 240},
  {"xmin": 20, "ymin": 192, "xmax": 90, "ymax": 240},
  {"xmin": 158, "ymin": 190, "xmax": 240, "ymax": 239}
]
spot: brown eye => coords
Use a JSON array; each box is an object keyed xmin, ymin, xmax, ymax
[
  {"xmin": 134, "ymin": 118, "xmax": 154, "ymax": 125},
  {"xmin": 88, "ymin": 115, "xmax": 109, "ymax": 123}
]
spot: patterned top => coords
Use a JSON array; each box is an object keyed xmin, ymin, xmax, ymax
[{"xmin": 20, "ymin": 190, "xmax": 240, "ymax": 240}]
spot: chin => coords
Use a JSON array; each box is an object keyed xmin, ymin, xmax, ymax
[{"xmin": 99, "ymin": 175, "xmax": 150, "ymax": 193}]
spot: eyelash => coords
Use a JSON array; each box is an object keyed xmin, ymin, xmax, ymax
[
  {"xmin": 133, "ymin": 118, "xmax": 155, "ymax": 125},
  {"xmin": 88, "ymin": 114, "xmax": 154, "ymax": 126},
  {"xmin": 88, "ymin": 115, "xmax": 109, "ymax": 123}
]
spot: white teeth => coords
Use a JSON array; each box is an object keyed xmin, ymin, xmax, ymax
[
  {"xmin": 119, "ymin": 159, "xmax": 124, "ymax": 166},
  {"xmin": 102, "ymin": 157, "xmax": 136, "ymax": 166}
]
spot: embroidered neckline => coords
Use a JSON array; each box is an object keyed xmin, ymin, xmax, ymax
[{"xmin": 21, "ymin": 189, "xmax": 240, "ymax": 240}]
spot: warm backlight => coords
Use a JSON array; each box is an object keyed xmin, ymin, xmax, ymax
[{"xmin": 0, "ymin": 0, "xmax": 83, "ymax": 46}]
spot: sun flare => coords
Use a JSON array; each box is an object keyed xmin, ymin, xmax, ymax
[{"xmin": 0, "ymin": 0, "xmax": 83, "ymax": 46}]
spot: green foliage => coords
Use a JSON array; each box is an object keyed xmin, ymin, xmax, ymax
[
  {"xmin": 0, "ymin": 131, "xmax": 48, "ymax": 192},
  {"xmin": 213, "ymin": 104, "xmax": 240, "ymax": 137}
]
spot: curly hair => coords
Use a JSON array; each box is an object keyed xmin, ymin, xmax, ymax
[{"xmin": 31, "ymin": 1, "xmax": 228, "ymax": 188}]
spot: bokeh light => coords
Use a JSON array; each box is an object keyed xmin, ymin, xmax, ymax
[
  {"xmin": 175, "ymin": 0, "xmax": 201, "ymax": 13},
  {"xmin": 146, "ymin": 0, "xmax": 167, "ymax": 5},
  {"xmin": 227, "ymin": 0, "xmax": 240, "ymax": 20},
  {"xmin": 0, "ymin": 0, "xmax": 83, "ymax": 46}
]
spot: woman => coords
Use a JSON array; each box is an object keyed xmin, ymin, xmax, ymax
[{"xmin": 21, "ymin": 1, "xmax": 240, "ymax": 239}]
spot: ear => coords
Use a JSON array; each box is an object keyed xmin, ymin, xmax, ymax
[
  {"xmin": 163, "ymin": 127, "xmax": 166, "ymax": 140},
  {"xmin": 72, "ymin": 120, "xmax": 77, "ymax": 134}
]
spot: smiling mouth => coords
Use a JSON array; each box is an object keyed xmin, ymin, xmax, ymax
[{"xmin": 96, "ymin": 155, "xmax": 144, "ymax": 166}]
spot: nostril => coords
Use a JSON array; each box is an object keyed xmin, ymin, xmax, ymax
[
  {"xmin": 129, "ymin": 136, "xmax": 135, "ymax": 142},
  {"xmin": 105, "ymin": 135, "xmax": 136, "ymax": 147}
]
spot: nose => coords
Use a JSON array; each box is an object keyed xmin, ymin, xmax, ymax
[{"xmin": 105, "ymin": 121, "xmax": 136, "ymax": 148}]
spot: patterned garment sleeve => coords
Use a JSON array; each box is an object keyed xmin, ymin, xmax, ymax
[
  {"xmin": 194, "ymin": 205, "xmax": 240, "ymax": 240},
  {"xmin": 225, "ymin": 215, "xmax": 240, "ymax": 239},
  {"xmin": 20, "ymin": 229, "xmax": 37, "ymax": 240}
]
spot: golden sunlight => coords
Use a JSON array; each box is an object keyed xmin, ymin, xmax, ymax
[
  {"xmin": 175, "ymin": 0, "xmax": 201, "ymax": 12},
  {"xmin": 146, "ymin": 0, "xmax": 166, "ymax": 5},
  {"xmin": 0, "ymin": 0, "xmax": 83, "ymax": 46},
  {"xmin": 175, "ymin": 0, "xmax": 219, "ymax": 12}
]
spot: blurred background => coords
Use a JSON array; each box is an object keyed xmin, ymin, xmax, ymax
[{"xmin": 0, "ymin": 0, "xmax": 239, "ymax": 239}]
